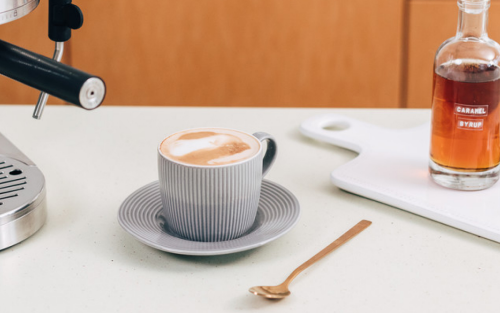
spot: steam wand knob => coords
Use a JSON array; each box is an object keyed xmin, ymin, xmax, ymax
[{"xmin": 49, "ymin": 1, "xmax": 83, "ymax": 42}]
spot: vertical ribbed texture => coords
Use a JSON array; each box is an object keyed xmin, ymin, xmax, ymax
[{"xmin": 158, "ymin": 153, "xmax": 262, "ymax": 242}]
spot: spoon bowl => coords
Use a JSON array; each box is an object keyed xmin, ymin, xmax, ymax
[{"xmin": 249, "ymin": 285, "xmax": 291, "ymax": 299}]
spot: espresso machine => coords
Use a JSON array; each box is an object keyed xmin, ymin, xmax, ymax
[{"xmin": 0, "ymin": 0, "xmax": 105, "ymax": 249}]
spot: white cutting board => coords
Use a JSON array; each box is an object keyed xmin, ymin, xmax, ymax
[{"xmin": 300, "ymin": 114, "xmax": 500, "ymax": 243}]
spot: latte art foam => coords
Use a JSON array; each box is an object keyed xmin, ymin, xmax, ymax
[{"xmin": 160, "ymin": 128, "xmax": 260, "ymax": 166}]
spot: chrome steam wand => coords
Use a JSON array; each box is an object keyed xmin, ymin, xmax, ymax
[{"xmin": 33, "ymin": 41, "xmax": 64, "ymax": 119}]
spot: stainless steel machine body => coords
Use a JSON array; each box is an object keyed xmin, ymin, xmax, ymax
[{"xmin": 0, "ymin": 0, "xmax": 46, "ymax": 249}]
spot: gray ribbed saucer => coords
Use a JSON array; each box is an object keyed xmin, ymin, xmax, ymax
[{"xmin": 118, "ymin": 180, "xmax": 300, "ymax": 256}]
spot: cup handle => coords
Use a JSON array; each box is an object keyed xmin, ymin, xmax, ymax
[{"xmin": 253, "ymin": 132, "xmax": 277, "ymax": 177}]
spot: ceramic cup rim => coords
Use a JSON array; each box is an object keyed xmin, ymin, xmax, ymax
[{"xmin": 158, "ymin": 127, "xmax": 264, "ymax": 168}]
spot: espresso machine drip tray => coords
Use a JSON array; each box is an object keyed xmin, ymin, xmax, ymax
[
  {"xmin": 0, "ymin": 133, "xmax": 46, "ymax": 250},
  {"xmin": 0, "ymin": 0, "xmax": 39, "ymax": 25}
]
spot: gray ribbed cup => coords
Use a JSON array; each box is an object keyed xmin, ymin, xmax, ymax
[{"xmin": 158, "ymin": 130, "xmax": 277, "ymax": 242}]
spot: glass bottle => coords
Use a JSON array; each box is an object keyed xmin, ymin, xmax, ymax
[{"xmin": 429, "ymin": 0, "xmax": 500, "ymax": 190}]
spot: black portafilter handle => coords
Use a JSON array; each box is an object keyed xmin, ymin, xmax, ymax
[{"xmin": 0, "ymin": 39, "xmax": 105, "ymax": 110}]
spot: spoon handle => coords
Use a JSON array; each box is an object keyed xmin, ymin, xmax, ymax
[{"xmin": 282, "ymin": 220, "xmax": 372, "ymax": 287}]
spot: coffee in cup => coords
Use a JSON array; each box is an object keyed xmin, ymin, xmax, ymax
[{"xmin": 160, "ymin": 128, "xmax": 261, "ymax": 166}]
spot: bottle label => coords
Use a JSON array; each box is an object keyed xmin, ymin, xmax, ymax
[{"xmin": 454, "ymin": 103, "xmax": 487, "ymax": 131}]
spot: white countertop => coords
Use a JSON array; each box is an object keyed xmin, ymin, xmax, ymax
[{"xmin": 1, "ymin": 105, "xmax": 499, "ymax": 313}]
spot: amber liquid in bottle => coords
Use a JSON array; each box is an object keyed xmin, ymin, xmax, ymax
[{"xmin": 430, "ymin": 61, "xmax": 500, "ymax": 172}]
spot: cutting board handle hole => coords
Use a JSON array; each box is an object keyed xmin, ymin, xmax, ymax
[{"xmin": 322, "ymin": 121, "xmax": 350, "ymax": 132}]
